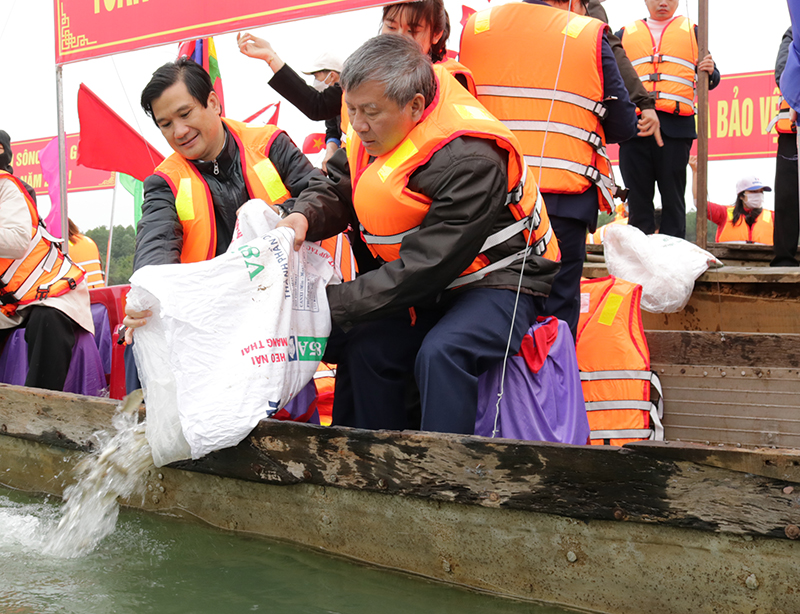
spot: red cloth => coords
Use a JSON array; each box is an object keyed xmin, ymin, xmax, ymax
[
  {"xmin": 77, "ymin": 84, "xmax": 165, "ymax": 182},
  {"xmin": 302, "ymin": 133, "xmax": 326, "ymax": 154},
  {"xmin": 516, "ymin": 316, "xmax": 560, "ymax": 373}
]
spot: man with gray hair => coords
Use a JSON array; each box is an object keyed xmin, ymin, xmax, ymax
[{"xmin": 278, "ymin": 35, "xmax": 560, "ymax": 434}]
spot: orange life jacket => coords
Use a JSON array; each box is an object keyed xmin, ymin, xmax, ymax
[
  {"xmin": 575, "ymin": 276, "xmax": 664, "ymax": 446},
  {"xmin": 438, "ymin": 58, "xmax": 477, "ymax": 97},
  {"xmin": 0, "ymin": 171, "xmax": 86, "ymax": 317},
  {"xmin": 155, "ymin": 118, "xmax": 355, "ymax": 279},
  {"xmin": 345, "ymin": 64, "xmax": 559, "ymax": 288},
  {"xmin": 621, "ymin": 16, "xmax": 699, "ymax": 117},
  {"xmin": 313, "ymin": 361, "xmax": 336, "ymax": 426},
  {"xmin": 767, "ymin": 96, "xmax": 797, "ymax": 135},
  {"xmin": 69, "ymin": 234, "xmax": 105, "ymax": 288},
  {"xmin": 586, "ymin": 215, "xmax": 628, "ymax": 245},
  {"xmin": 716, "ymin": 207, "xmax": 774, "ymax": 245},
  {"xmin": 460, "ymin": 2, "xmax": 616, "ymax": 212}
]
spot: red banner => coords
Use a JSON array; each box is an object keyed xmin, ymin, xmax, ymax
[
  {"xmin": 11, "ymin": 135, "xmax": 116, "ymax": 196},
  {"xmin": 606, "ymin": 71, "xmax": 782, "ymax": 164},
  {"xmin": 55, "ymin": 0, "xmax": 395, "ymax": 64}
]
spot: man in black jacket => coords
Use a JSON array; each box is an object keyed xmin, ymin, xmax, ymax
[
  {"xmin": 123, "ymin": 59, "xmax": 321, "ymax": 384},
  {"xmin": 278, "ymin": 36, "xmax": 560, "ymax": 435}
]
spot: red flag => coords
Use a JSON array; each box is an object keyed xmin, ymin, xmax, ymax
[
  {"xmin": 244, "ymin": 102, "xmax": 280, "ymax": 125},
  {"xmin": 302, "ymin": 133, "xmax": 326, "ymax": 154},
  {"xmin": 461, "ymin": 5, "xmax": 477, "ymax": 27},
  {"xmin": 77, "ymin": 84, "xmax": 165, "ymax": 182}
]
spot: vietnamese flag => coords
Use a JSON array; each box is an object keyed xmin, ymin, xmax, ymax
[
  {"xmin": 302, "ymin": 133, "xmax": 326, "ymax": 154},
  {"xmin": 77, "ymin": 84, "xmax": 165, "ymax": 182},
  {"xmin": 461, "ymin": 5, "xmax": 477, "ymax": 27}
]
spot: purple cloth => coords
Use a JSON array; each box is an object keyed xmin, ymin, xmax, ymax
[
  {"xmin": 0, "ymin": 326, "xmax": 107, "ymax": 396},
  {"xmin": 783, "ymin": 2, "xmax": 800, "ymax": 110},
  {"xmin": 276, "ymin": 379, "xmax": 320, "ymax": 425},
  {"xmin": 475, "ymin": 317, "xmax": 590, "ymax": 444},
  {"xmin": 91, "ymin": 303, "xmax": 113, "ymax": 375}
]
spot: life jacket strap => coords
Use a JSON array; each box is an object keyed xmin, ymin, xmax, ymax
[
  {"xmin": 654, "ymin": 91, "xmax": 696, "ymax": 110},
  {"xmin": 502, "ymin": 120, "xmax": 604, "ymax": 150},
  {"xmin": 360, "ymin": 225, "xmax": 420, "ymax": 246},
  {"xmin": 475, "ymin": 85, "xmax": 608, "ymax": 120},
  {"xmin": 631, "ymin": 54, "xmax": 697, "ymax": 72},
  {"xmin": 640, "ymin": 73, "xmax": 696, "ymax": 89},
  {"xmin": 767, "ymin": 107, "xmax": 792, "ymax": 134},
  {"xmin": 11, "ymin": 242, "xmax": 61, "ymax": 304},
  {"xmin": 1, "ymin": 225, "xmax": 45, "ymax": 285},
  {"xmin": 524, "ymin": 155, "xmax": 615, "ymax": 210},
  {"xmin": 446, "ymin": 246, "xmax": 531, "ymax": 290}
]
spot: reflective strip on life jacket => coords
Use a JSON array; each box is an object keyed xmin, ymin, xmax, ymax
[
  {"xmin": 630, "ymin": 54, "xmax": 697, "ymax": 72},
  {"xmin": 476, "ymin": 85, "xmax": 608, "ymax": 120}
]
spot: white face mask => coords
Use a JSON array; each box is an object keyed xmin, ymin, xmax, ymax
[
  {"xmin": 744, "ymin": 192, "xmax": 765, "ymax": 209},
  {"xmin": 312, "ymin": 73, "xmax": 333, "ymax": 92}
]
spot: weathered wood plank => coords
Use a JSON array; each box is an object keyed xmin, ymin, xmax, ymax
[
  {"xmin": 172, "ymin": 419, "xmax": 800, "ymax": 538},
  {"xmin": 2, "ymin": 384, "xmax": 799, "ymax": 538}
]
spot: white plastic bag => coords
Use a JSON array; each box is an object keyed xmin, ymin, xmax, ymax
[
  {"xmin": 129, "ymin": 200, "xmax": 336, "ymax": 466},
  {"xmin": 603, "ymin": 224, "xmax": 722, "ymax": 313}
]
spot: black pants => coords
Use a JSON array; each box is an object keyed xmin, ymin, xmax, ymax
[
  {"xmin": 772, "ymin": 132, "xmax": 800, "ymax": 267},
  {"xmin": 544, "ymin": 215, "xmax": 587, "ymax": 339},
  {"xmin": 23, "ymin": 306, "xmax": 78, "ymax": 391},
  {"xmin": 619, "ymin": 135, "xmax": 693, "ymax": 239}
]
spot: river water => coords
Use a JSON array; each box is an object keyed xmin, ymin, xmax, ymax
[{"xmin": 0, "ymin": 486, "xmax": 574, "ymax": 614}]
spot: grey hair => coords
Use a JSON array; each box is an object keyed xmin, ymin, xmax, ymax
[{"xmin": 341, "ymin": 35, "xmax": 436, "ymax": 108}]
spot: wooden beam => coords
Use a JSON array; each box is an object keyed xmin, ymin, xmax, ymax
[{"xmin": 695, "ymin": 0, "xmax": 709, "ymax": 248}]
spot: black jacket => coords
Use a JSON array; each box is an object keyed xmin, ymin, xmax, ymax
[
  {"xmin": 134, "ymin": 126, "xmax": 322, "ymax": 271},
  {"xmin": 292, "ymin": 139, "xmax": 560, "ymax": 329}
]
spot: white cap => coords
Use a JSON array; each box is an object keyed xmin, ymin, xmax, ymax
[
  {"xmin": 735, "ymin": 176, "xmax": 772, "ymax": 194},
  {"xmin": 301, "ymin": 52, "xmax": 344, "ymax": 75}
]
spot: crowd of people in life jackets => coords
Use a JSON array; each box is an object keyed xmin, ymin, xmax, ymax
[{"xmin": 3, "ymin": 0, "xmax": 799, "ymax": 445}]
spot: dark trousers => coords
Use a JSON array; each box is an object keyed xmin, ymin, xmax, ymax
[
  {"xmin": 544, "ymin": 215, "xmax": 587, "ymax": 338},
  {"xmin": 329, "ymin": 288, "xmax": 543, "ymax": 434},
  {"xmin": 772, "ymin": 132, "xmax": 800, "ymax": 267},
  {"xmin": 23, "ymin": 306, "xmax": 78, "ymax": 391},
  {"xmin": 619, "ymin": 135, "xmax": 693, "ymax": 239}
]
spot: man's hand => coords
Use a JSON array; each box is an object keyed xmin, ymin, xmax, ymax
[
  {"xmin": 277, "ymin": 212, "xmax": 309, "ymax": 251},
  {"xmin": 237, "ymin": 33, "xmax": 285, "ymax": 73},
  {"xmin": 688, "ymin": 154, "xmax": 697, "ymax": 173},
  {"xmin": 122, "ymin": 307, "xmax": 152, "ymax": 344},
  {"xmin": 698, "ymin": 54, "xmax": 714, "ymax": 75},
  {"xmin": 321, "ymin": 141, "xmax": 339, "ymax": 174},
  {"xmin": 637, "ymin": 109, "xmax": 663, "ymax": 146}
]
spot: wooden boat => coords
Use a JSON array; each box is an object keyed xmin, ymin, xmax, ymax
[{"xmin": 2, "ymin": 320, "xmax": 800, "ymax": 614}]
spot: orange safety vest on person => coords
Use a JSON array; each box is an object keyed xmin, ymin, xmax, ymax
[
  {"xmin": 438, "ymin": 58, "xmax": 477, "ymax": 97},
  {"xmin": 767, "ymin": 96, "xmax": 797, "ymax": 135},
  {"xmin": 575, "ymin": 276, "xmax": 664, "ymax": 446},
  {"xmin": 155, "ymin": 118, "xmax": 355, "ymax": 279},
  {"xmin": 313, "ymin": 361, "xmax": 336, "ymax": 426},
  {"xmin": 460, "ymin": 3, "xmax": 616, "ymax": 212},
  {"xmin": 621, "ymin": 16, "xmax": 699, "ymax": 117},
  {"xmin": 345, "ymin": 64, "xmax": 559, "ymax": 287},
  {"xmin": 716, "ymin": 207, "xmax": 774, "ymax": 245},
  {"xmin": 69, "ymin": 233, "xmax": 105, "ymax": 288},
  {"xmin": 0, "ymin": 171, "xmax": 85, "ymax": 317}
]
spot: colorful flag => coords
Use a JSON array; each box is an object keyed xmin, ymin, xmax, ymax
[
  {"xmin": 178, "ymin": 37, "xmax": 225, "ymax": 115},
  {"xmin": 302, "ymin": 133, "xmax": 326, "ymax": 154},
  {"xmin": 244, "ymin": 102, "xmax": 280, "ymax": 125},
  {"xmin": 38, "ymin": 137, "xmax": 63, "ymax": 237},
  {"xmin": 461, "ymin": 5, "xmax": 477, "ymax": 27},
  {"xmin": 120, "ymin": 173, "xmax": 144, "ymax": 230},
  {"xmin": 77, "ymin": 84, "xmax": 165, "ymax": 182}
]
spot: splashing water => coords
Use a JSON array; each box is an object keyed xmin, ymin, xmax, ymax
[{"xmin": 44, "ymin": 390, "xmax": 154, "ymax": 558}]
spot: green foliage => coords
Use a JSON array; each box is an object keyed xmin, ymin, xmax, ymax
[
  {"xmin": 84, "ymin": 225, "xmax": 136, "ymax": 286},
  {"xmin": 596, "ymin": 211, "xmax": 615, "ymax": 229}
]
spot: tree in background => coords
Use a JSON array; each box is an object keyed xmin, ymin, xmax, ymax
[{"xmin": 84, "ymin": 225, "xmax": 136, "ymax": 286}]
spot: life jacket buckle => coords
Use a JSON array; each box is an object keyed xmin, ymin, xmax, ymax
[
  {"xmin": 583, "ymin": 166, "xmax": 600, "ymax": 182},
  {"xmin": 67, "ymin": 277, "xmax": 77, "ymax": 290},
  {"xmin": 35, "ymin": 287, "xmax": 50, "ymax": 301},
  {"xmin": 592, "ymin": 102, "xmax": 608, "ymax": 120}
]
